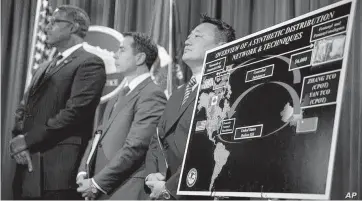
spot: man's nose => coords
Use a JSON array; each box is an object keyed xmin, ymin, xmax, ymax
[
  {"xmin": 184, "ymin": 39, "xmax": 191, "ymax": 47},
  {"xmin": 113, "ymin": 52, "xmax": 119, "ymax": 59}
]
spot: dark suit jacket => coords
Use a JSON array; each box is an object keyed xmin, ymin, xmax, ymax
[
  {"xmin": 79, "ymin": 77, "xmax": 167, "ymax": 200},
  {"xmin": 144, "ymin": 85, "xmax": 198, "ymax": 200},
  {"xmin": 12, "ymin": 47, "xmax": 106, "ymax": 198}
]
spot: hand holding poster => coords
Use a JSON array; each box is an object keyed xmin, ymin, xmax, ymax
[{"xmin": 178, "ymin": 0, "xmax": 356, "ymax": 199}]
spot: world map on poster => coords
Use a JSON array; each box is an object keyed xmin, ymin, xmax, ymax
[
  {"xmin": 178, "ymin": 1, "xmax": 355, "ymax": 200},
  {"xmin": 196, "ymin": 75, "xmax": 304, "ymax": 191}
]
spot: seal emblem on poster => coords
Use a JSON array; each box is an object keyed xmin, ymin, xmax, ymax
[{"xmin": 186, "ymin": 168, "xmax": 198, "ymax": 187}]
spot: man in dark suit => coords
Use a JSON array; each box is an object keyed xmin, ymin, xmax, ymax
[
  {"xmin": 143, "ymin": 15, "xmax": 236, "ymax": 200},
  {"xmin": 10, "ymin": 5, "xmax": 106, "ymax": 200},
  {"xmin": 76, "ymin": 32, "xmax": 167, "ymax": 200}
]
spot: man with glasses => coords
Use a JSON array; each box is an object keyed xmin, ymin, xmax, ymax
[{"xmin": 10, "ymin": 5, "xmax": 106, "ymax": 199}]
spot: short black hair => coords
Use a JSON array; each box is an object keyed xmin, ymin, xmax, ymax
[
  {"xmin": 123, "ymin": 32, "xmax": 158, "ymax": 70},
  {"xmin": 201, "ymin": 14, "xmax": 236, "ymax": 43},
  {"xmin": 56, "ymin": 5, "xmax": 90, "ymax": 38}
]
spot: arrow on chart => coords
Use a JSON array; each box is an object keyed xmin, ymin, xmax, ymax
[
  {"xmin": 265, "ymin": 54, "xmax": 301, "ymax": 84},
  {"xmin": 227, "ymin": 83, "xmax": 264, "ymax": 118}
]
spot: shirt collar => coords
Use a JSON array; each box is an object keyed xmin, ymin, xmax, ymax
[
  {"xmin": 59, "ymin": 43, "xmax": 83, "ymax": 59},
  {"xmin": 125, "ymin": 73, "xmax": 150, "ymax": 93},
  {"xmin": 192, "ymin": 73, "xmax": 202, "ymax": 91}
]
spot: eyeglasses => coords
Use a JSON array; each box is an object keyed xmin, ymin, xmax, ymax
[{"xmin": 48, "ymin": 18, "xmax": 73, "ymax": 26}]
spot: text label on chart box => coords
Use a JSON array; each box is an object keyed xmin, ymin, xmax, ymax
[
  {"xmin": 204, "ymin": 57, "xmax": 226, "ymax": 75},
  {"xmin": 300, "ymin": 70, "xmax": 340, "ymax": 109},
  {"xmin": 289, "ymin": 50, "xmax": 312, "ymax": 70},
  {"xmin": 234, "ymin": 124, "xmax": 263, "ymax": 140},
  {"xmin": 296, "ymin": 117, "xmax": 319, "ymax": 134},
  {"xmin": 220, "ymin": 118, "xmax": 236, "ymax": 134},
  {"xmin": 245, "ymin": 64, "xmax": 274, "ymax": 83},
  {"xmin": 310, "ymin": 15, "xmax": 348, "ymax": 42},
  {"xmin": 195, "ymin": 120, "xmax": 207, "ymax": 132}
]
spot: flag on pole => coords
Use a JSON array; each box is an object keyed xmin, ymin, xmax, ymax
[
  {"xmin": 25, "ymin": 0, "xmax": 54, "ymax": 91},
  {"xmin": 169, "ymin": 0, "xmax": 188, "ymax": 91},
  {"xmin": 165, "ymin": 0, "xmax": 187, "ymax": 96}
]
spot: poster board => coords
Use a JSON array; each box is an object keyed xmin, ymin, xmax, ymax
[{"xmin": 178, "ymin": 0, "xmax": 356, "ymax": 199}]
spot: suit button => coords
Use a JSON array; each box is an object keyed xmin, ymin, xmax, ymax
[{"xmin": 98, "ymin": 143, "xmax": 102, "ymax": 148}]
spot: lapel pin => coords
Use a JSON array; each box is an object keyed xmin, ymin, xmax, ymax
[{"xmin": 63, "ymin": 59, "xmax": 70, "ymax": 64}]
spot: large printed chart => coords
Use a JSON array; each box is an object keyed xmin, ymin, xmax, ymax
[{"xmin": 178, "ymin": 0, "xmax": 356, "ymax": 199}]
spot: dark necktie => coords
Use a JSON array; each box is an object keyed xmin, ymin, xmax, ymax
[
  {"xmin": 45, "ymin": 54, "xmax": 63, "ymax": 74},
  {"xmin": 182, "ymin": 77, "xmax": 197, "ymax": 105},
  {"xmin": 32, "ymin": 54, "xmax": 64, "ymax": 92},
  {"xmin": 120, "ymin": 85, "xmax": 131, "ymax": 96},
  {"xmin": 107, "ymin": 85, "xmax": 131, "ymax": 120}
]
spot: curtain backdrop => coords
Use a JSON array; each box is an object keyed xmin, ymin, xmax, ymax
[
  {"xmin": 1, "ymin": 1, "xmax": 38, "ymax": 199},
  {"xmin": 2, "ymin": 0, "xmax": 361, "ymax": 200},
  {"xmin": 48, "ymin": 0, "xmax": 170, "ymax": 48},
  {"xmin": 1, "ymin": 0, "xmax": 170, "ymax": 199}
]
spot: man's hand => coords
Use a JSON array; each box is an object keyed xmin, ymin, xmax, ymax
[
  {"xmin": 10, "ymin": 135, "xmax": 27, "ymax": 155},
  {"xmin": 146, "ymin": 173, "xmax": 166, "ymax": 184},
  {"xmin": 145, "ymin": 173, "xmax": 167, "ymax": 199},
  {"xmin": 76, "ymin": 178, "xmax": 98, "ymax": 199},
  {"xmin": 76, "ymin": 172, "xmax": 87, "ymax": 186},
  {"xmin": 13, "ymin": 150, "xmax": 33, "ymax": 172},
  {"xmin": 146, "ymin": 180, "xmax": 166, "ymax": 199}
]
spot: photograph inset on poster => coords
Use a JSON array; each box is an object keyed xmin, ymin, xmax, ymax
[{"xmin": 178, "ymin": 0, "xmax": 356, "ymax": 199}]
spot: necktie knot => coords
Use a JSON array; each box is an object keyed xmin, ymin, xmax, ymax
[
  {"xmin": 52, "ymin": 52, "xmax": 64, "ymax": 62},
  {"xmin": 44, "ymin": 54, "xmax": 63, "ymax": 74},
  {"xmin": 121, "ymin": 86, "xmax": 130, "ymax": 96},
  {"xmin": 188, "ymin": 77, "xmax": 197, "ymax": 88},
  {"xmin": 55, "ymin": 54, "xmax": 63, "ymax": 61}
]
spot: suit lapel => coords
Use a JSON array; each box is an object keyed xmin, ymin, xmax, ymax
[
  {"xmin": 45, "ymin": 56, "xmax": 73, "ymax": 79},
  {"xmin": 162, "ymin": 87, "xmax": 198, "ymax": 139},
  {"xmin": 100, "ymin": 78, "xmax": 153, "ymax": 140},
  {"xmin": 159, "ymin": 87, "xmax": 184, "ymax": 137},
  {"xmin": 31, "ymin": 48, "xmax": 83, "ymax": 96},
  {"xmin": 28, "ymin": 61, "xmax": 51, "ymax": 96},
  {"xmin": 99, "ymin": 96, "xmax": 119, "ymax": 130}
]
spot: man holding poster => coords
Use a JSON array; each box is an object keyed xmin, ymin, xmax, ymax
[
  {"xmin": 177, "ymin": 0, "xmax": 356, "ymax": 200},
  {"xmin": 143, "ymin": 15, "xmax": 235, "ymax": 200}
]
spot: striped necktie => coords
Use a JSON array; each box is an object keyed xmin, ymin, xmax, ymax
[{"xmin": 182, "ymin": 77, "xmax": 197, "ymax": 105}]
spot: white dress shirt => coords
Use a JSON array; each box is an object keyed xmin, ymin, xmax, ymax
[
  {"xmin": 126, "ymin": 72, "xmax": 151, "ymax": 94},
  {"xmin": 192, "ymin": 73, "xmax": 202, "ymax": 91},
  {"xmin": 56, "ymin": 43, "xmax": 83, "ymax": 65}
]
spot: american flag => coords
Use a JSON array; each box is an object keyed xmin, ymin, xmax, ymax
[{"xmin": 25, "ymin": 0, "xmax": 54, "ymax": 90}]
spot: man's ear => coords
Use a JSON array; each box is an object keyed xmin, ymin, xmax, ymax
[
  {"xmin": 70, "ymin": 22, "xmax": 80, "ymax": 34},
  {"xmin": 136, "ymin": 52, "xmax": 146, "ymax": 66}
]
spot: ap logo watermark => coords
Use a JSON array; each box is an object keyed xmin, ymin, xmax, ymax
[{"xmin": 345, "ymin": 192, "xmax": 358, "ymax": 199}]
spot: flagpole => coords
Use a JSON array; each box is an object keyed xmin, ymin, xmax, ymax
[
  {"xmin": 167, "ymin": 0, "xmax": 173, "ymax": 97},
  {"xmin": 25, "ymin": 0, "xmax": 42, "ymax": 92}
]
